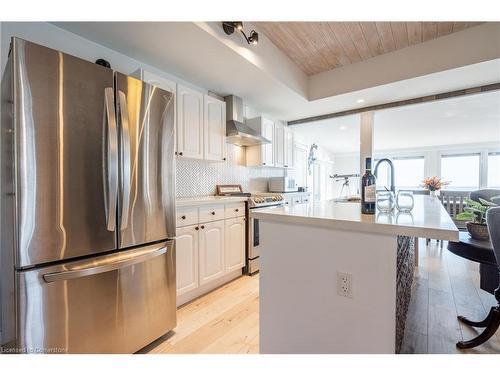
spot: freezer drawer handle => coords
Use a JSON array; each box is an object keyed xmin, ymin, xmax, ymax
[{"xmin": 42, "ymin": 245, "xmax": 168, "ymax": 283}]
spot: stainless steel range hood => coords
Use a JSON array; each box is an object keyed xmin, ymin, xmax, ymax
[{"xmin": 224, "ymin": 95, "xmax": 271, "ymax": 146}]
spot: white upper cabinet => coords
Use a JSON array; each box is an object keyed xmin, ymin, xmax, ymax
[
  {"xmin": 132, "ymin": 69, "xmax": 177, "ymax": 150},
  {"xmin": 135, "ymin": 69, "xmax": 177, "ymax": 94},
  {"xmin": 177, "ymin": 84, "xmax": 204, "ymax": 159},
  {"xmin": 274, "ymin": 120, "xmax": 285, "ymax": 168},
  {"xmin": 284, "ymin": 125, "xmax": 294, "ymax": 168},
  {"xmin": 203, "ymin": 95, "xmax": 226, "ymax": 162},
  {"xmin": 294, "ymin": 143, "xmax": 308, "ymax": 188},
  {"xmin": 262, "ymin": 118, "xmax": 275, "ymax": 166},
  {"xmin": 245, "ymin": 117, "xmax": 274, "ymax": 167}
]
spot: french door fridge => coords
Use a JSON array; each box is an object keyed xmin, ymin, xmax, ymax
[{"xmin": 1, "ymin": 37, "xmax": 176, "ymax": 353}]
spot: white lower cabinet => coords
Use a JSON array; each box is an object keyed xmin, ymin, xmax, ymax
[
  {"xmin": 225, "ymin": 217, "xmax": 246, "ymax": 272},
  {"xmin": 175, "ymin": 225, "xmax": 199, "ymax": 296},
  {"xmin": 175, "ymin": 203, "xmax": 246, "ymax": 303},
  {"xmin": 199, "ymin": 220, "xmax": 225, "ymax": 285}
]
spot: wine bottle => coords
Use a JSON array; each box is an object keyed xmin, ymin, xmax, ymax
[{"xmin": 361, "ymin": 157, "xmax": 376, "ymax": 214}]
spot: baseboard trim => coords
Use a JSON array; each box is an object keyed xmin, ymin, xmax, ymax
[{"xmin": 176, "ymin": 269, "xmax": 243, "ymax": 307}]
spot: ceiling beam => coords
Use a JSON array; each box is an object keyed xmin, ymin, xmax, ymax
[{"xmin": 288, "ymin": 82, "xmax": 500, "ymax": 126}]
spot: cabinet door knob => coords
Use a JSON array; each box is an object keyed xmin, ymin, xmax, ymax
[
  {"xmin": 211, "ymin": 211, "xmax": 215, "ymax": 215},
  {"xmin": 181, "ymin": 215, "xmax": 186, "ymax": 220},
  {"xmin": 201, "ymin": 225, "xmax": 205, "ymax": 229},
  {"xmin": 179, "ymin": 152, "xmax": 183, "ymax": 156},
  {"xmin": 195, "ymin": 226, "xmax": 199, "ymax": 230},
  {"xmin": 262, "ymin": 162, "xmax": 266, "ymax": 165},
  {"xmin": 235, "ymin": 208, "xmax": 239, "ymax": 212},
  {"xmin": 175, "ymin": 151, "xmax": 178, "ymax": 155},
  {"xmin": 223, "ymin": 157, "xmax": 226, "ymax": 161}
]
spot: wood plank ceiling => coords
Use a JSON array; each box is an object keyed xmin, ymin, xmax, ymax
[{"xmin": 255, "ymin": 22, "xmax": 484, "ymax": 75}]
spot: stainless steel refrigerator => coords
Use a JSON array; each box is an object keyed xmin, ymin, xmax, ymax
[{"xmin": 1, "ymin": 38, "xmax": 177, "ymax": 353}]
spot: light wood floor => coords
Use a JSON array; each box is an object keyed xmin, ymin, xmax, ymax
[
  {"xmin": 140, "ymin": 274, "xmax": 260, "ymax": 354},
  {"xmin": 401, "ymin": 239, "xmax": 500, "ymax": 354},
  {"xmin": 142, "ymin": 240, "xmax": 499, "ymax": 354}
]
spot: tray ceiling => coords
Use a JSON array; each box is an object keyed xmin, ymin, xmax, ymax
[{"xmin": 255, "ymin": 22, "xmax": 484, "ymax": 75}]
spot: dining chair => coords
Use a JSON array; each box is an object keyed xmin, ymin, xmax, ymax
[
  {"xmin": 455, "ymin": 206, "xmax": 500, "ymax": 349},
  {"xmin": 469, "ymin": 189, "xmax": 500, "ymax": 204},
  {"xmin": 430, "ymin": 190, "xmax": 469, "ymax": 248},
  {"xmin": 439, "ymin": 190, "xmax": 470, "ymax": 227}
]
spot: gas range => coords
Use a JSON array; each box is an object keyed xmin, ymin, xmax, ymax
[
  {"xmin": 248, "ymin": 193, "xmax": 284, "ymax": 208},
  {"xmin": 246, "ymin": 193, "xmax": 284, "ymax": 276}
]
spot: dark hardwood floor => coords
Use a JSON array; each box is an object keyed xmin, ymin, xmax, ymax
[{"xmin": 401, "ymin": 239, "xmax": 500, "ymax": 354}]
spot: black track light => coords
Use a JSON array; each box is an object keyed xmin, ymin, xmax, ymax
[{"xmin": 222, "ymin": 22, "xmax": 259, "ymax": 46}]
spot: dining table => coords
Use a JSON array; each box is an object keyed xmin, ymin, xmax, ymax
[{"xmin": 447, "ymin": 231, "xmax": 498, "ymax": 294}]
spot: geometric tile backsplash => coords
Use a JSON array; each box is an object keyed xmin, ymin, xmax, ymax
[{"xmin": 176, "ymin": 144, "xmax": 284, "ymax": 197}]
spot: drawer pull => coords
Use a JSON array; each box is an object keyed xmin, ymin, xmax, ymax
[
  {"xmin": 211, "ymin": 211, "xmax": 215, "ymax": 215},
  {"xmin": 195, "ymin": 226, "xmax": 199, "ymax": 230},
  {"xmin": 181, "ymin": 215, "xmax": 186, "ymax": 220},
  {"xmin": 201, "ymin": 225, "xmax": 205, "ymax": 229},
  {"xmin": 235, "ymin": 208, "xmax": 239, "ymax": 212}
]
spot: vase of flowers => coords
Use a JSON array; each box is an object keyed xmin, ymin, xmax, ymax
[{"xmin": 421, "ymin": 176, "xmax": 450, "ymax": 197}]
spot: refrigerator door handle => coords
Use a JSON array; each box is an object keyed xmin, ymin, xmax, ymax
[
  {"xmin": 104, "ymin": 87, "xmax": 119, "ymax": 231},
  {"xmin": 118, "ymin": 90, "xmax": 132, "ymax": 231},
  {"xmin": 42, "ymin": 243, "xmax": 168, "ymax": 283}
]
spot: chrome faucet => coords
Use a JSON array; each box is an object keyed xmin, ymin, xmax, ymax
[{"xmin": 374, "ymin": 158, "xmax": 395, "ymax": 193}]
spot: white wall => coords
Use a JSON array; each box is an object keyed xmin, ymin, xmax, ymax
[
  {"xmin": 330, "ymin": 153, "xmax": 361, "ymax": 198},
  {"xmin": 1, "ymin": 22, "xmax": 185, "ymax": 89}
]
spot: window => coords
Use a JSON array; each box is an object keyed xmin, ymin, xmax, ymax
[
  {"xmin": 441, "ymin": 153, "xmax": 480, "ymax": 189},
  {"xmin": 374, "ymin": 156, "xmax": 424, "ymax": 190},
  {"xmin": 393, "ymin": 157, "xmax": 425, "ymax": 189},
  {"xmin": 488, "ymin": 152, "xmax": 500, "ymax": 188}
]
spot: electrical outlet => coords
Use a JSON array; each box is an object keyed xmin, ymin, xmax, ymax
[{"xmin": 337, "ymin": 272, "xmax": 353, "ymax": 298}]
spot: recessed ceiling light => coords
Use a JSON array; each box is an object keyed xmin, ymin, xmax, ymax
[
  {"xmin": 340, "ymin": 126, "xmax": 346, "ymax": 130},
  {"xmin": 357, "ymin": 99, "xmax": 365, "ymax": 104}
]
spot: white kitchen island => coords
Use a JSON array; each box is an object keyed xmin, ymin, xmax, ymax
[{"xmin": 251, "ymin": 196, "xmax": 459, "ymax": 354}]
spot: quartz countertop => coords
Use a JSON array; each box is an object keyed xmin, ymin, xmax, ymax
[
  {"xmin": 250, "ymin": 195, "xmax": 459, "ymax": 241},
  {"xmin": 176, "ymin": 195, "xmax": 248, "ymax": 207}
]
